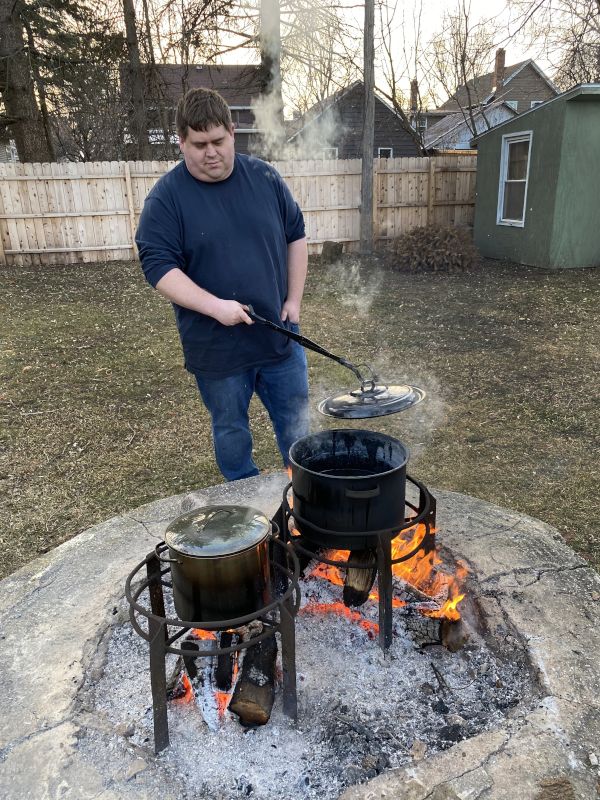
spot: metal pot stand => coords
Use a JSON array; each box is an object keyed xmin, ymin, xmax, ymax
[{"xmin": 125, "ymin": 532, "xmax": 301, "ymax": 753}]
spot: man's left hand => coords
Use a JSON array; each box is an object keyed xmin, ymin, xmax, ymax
[{"xmin": 281, "ymin": 300, "xmax": 300, "ymax": 324}]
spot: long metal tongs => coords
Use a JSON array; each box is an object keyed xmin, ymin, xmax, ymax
[{"xmin": 246, "ymin": 305, "xmax": 377, "ymax": 390}]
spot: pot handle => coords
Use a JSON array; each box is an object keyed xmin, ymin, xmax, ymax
[
  {"xmin": 269, "ymin": 521, "xmax": 280, "ymax": 539},
  {"xmin": 344, "ymin": 486, "xmax": 381, "ymax": 499},
  {"xmin": 154, "ymin": 543, "xmax": 182, "ymax": 564}
]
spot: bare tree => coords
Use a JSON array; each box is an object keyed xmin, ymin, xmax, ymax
[
  {"xmin": 376, "ymin": 0, "xmax": 427, "ymax": 151},
  {"xmin": 0, "ymin": 0, "xmax": 54, "ymax": 161},
  {"xmin": 508, "ymin": 0, "xmax": 600, "ymax": 86},
  {"xmin": 423, "ymin": 0, "xmax": 500, "ymax": 136}
]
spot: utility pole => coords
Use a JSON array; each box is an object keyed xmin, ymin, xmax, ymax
[{"xmin": 360, "ymin": 0, "xmax": 375, "ymax": 254}]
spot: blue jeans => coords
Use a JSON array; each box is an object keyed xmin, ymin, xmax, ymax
[{"xmin": 195, "ymin": 329, "xmax": 309, "ymax": 481}]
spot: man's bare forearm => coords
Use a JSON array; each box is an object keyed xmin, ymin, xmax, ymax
[
  {"xmin": 155, "ymin": 268, "xmax": 252, "ymax": 326},
  {"xmin": 281, "ymin": 237, "xmax": 308, "ymax": 322}
]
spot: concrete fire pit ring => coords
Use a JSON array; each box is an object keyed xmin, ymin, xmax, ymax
[{"xmin": 0, "ymin": 472, "xmax": 598, "ymax": 800}]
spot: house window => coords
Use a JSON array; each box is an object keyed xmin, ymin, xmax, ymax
[
  {"xmin": 505, "ymin": 100, "xmax": 518, "ymax": 111},
  {"xmin": 530, "ymin": 100, "xmax": 543, "ymax": 108},
  {"xmin": 321, "ymin": 147, "xmax": 338, "ymax": 159},
  {"xmin": 497, "ymin": 132, "xmax": 532, "ymax": 227},
  {"xmin": 378, "ymin": 147, "xmax": 393, "ymax": 158}
]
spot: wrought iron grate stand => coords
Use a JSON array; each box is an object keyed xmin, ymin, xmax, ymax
[
  {"xmin": 125, "ymin": 534, "xmax": 301, "ymax": 754},
  {"xmin": 281, "ymin": 475, "xmax": 436, "ymax": 650}
]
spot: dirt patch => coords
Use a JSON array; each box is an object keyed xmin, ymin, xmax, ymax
[{"xmin": 1, "ymin": 255, "xmax": 598, "ymax": 578}]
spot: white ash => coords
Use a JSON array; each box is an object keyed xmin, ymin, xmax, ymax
[{"xmin": 84, "ymin": 571, "xmax": 541, "ymax": 800}]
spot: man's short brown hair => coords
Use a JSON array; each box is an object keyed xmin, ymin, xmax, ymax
[{"xmin": 176, "ymin": 88, "xmax": 233, "ymax": 138}]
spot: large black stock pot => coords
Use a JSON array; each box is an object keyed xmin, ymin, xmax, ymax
[{"xmin": 289, "ymin": 429, "xmax": 409, "ymax": 550}]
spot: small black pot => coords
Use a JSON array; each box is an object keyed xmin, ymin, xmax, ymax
[{"xmin": 289, "ymin": 429, "xmax": 409, "ymax": 549}]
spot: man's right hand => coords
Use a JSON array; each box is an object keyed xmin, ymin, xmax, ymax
[{"xmin": 212, "ymin": 299, "xmax": 253, "ymax": 326}]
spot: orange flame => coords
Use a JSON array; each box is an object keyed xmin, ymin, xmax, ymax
[
  {"xmin": 188, "ymin": 629, "xmax": 238, "ymax": 718},
  {"xmin": 172, "ymin": 672, "xmax": 194, "ymax": 704},
  {"xmin": 303, "ymin": 522, "xmax": 468, "ymax": 623}
]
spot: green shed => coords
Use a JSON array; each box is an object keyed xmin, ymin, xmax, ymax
[{"xmin": 473, "ymin": 84, "xmax": 600, "ymax": 269}]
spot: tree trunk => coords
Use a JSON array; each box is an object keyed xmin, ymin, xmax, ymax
[
  {"xmin": 360, "ymin": 0, "xmax": 375, "ymax": 254},
  {"xmin": 0, "ymin": 0, "xmax": 53, "ymax": 162},
  {"xmin": 122, "ymin": 0, "xmax": 151, "ymax": 160}
]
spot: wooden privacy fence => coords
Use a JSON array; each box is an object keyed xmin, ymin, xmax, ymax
[{"xmin": 0, "ymin": 155, "xmax": 477, "ymax": 266}]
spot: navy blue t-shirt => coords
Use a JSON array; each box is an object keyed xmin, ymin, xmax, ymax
[{"xmin": 136, "ymin": 154, "xmax": 306, "ymax": 377}]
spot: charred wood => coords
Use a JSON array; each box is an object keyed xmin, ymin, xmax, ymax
[
  {"xmin": 181, "ymin": 639, "xmax": 200, "ymax": 679},
  {"xmin": 343, "ymin": 548, "xmax": 378, "ymax": 607},
  {"xmin": 229, "ymin": 634, "xmax": 278, "ymax": 726},
  {"xmin": 441, "ymin": 618, "xmax": 470, "ymax": 652},
  {"xmin": 215, "ymin": 631, "xmax": 236, "ymax": 691},
  {"xmin": 403, "ymin": 610, "xmax": 443, "ymax": 646}
]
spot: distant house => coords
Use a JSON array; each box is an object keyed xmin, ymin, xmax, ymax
[
  {"xmin": 420, "ymin": 49, "xmax": 561, "ymax": 150},
  {"xmin": 287, "ymin": 81, "xmax": 423, "ymax": 159},
  {"xmin": 473, "ymin": 84, "xmax": 600, "ymax": 269},
  {"xmin": 123, "ymin": 64, "xmax": 264, "ymax": 156},
  {"xmin": 438, "ymin": 49, "xmax": 560, "ymax": 116},
  {"xmin": 424, "ymin": 101, "xmax": 518, "ymax": 151}
]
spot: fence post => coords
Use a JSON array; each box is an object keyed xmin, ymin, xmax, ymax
[
  {"xmin": 427, "ymin": 158, "xmax": 435, "ymax": 225},
  {"xmin": 373, "ymin": 158, "xmax": 379, "ymax": 244},
  {"xmin": 124, "ymin": 162, "xmax": 138, "ymax": 259}
]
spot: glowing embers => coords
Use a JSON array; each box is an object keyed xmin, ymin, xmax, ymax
[
  {"xmin": 299, "ymin": 521, "xmax": 469, "ymax": 641},
  {"xmin": 167, "ymin": 628, "xmax": 242, "ymax": 729}
]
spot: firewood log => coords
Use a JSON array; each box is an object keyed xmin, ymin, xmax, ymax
[
  {"xmin": 215, "ymin": 631, "xmax": 235, "ymax": 691},
  {"xmin": 229, "ymin": 634, "xmax": 277, "ymax": 726},
  {"xmin": 343, "ymin": 548, "xmax": 378, "ymax": 607}
]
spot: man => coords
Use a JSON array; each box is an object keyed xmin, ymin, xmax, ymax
[{"xmin": 136, "ymin": 87, "xmax": 309, "ymax": 481}]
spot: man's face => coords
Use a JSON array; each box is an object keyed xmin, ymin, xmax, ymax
[{"xmin": 179, "ymin": 124, "xmax": 235, "ymax": 182}]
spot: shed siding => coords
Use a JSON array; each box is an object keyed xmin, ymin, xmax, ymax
[
  {"xmin": 473, "ymin": 100, "xmax": 568, "ymax": 266},
  {"xmin": 550, "ymin": 99, "xmax": 600, "ymax": 267}
]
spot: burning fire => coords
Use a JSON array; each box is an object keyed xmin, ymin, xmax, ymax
[
  {"xmin": 304, "ymin": 522, "xmax": 468, "ymax": 629},
  {"xmin": 170, "ymin": 629, "xmax": 238, "ymax": 719}
]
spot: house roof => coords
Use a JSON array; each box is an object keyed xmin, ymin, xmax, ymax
[
  {"xmin": 472, "ymin": 83, "xmax": 600, "ymax": 141},
  {"xmin": 286, "ymin": 80, "xmax": 423, "ymax": 149},
  {"xmin": 142, "ymin": 64, "xmax": 263, "ymax": 106},
  {"xmin": 424, "ymin": 101, "xmax": 517, "ymax": 147},
  {"xmin": 437, "ymin": 59, "xmax": 559, "ymax": 111}
]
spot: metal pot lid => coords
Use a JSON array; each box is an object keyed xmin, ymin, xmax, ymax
[
  {"xmin": 317, "ymin": 383, "xmax": 426, "ymax": 419},
  {"xmin": 165, "ymin": 505, "xmax": 270, "ymax": 557}
]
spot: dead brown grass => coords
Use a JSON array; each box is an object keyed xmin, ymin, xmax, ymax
[{"xmin": 1, "ymin": 255, "xmax": 598, "ymax": 579}]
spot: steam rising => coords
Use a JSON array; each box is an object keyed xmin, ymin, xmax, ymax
[
  {"xmin": 320, "ymin": 256, "xmax": 383, "ymax": 317},
  {"xmin": 251, "ymin": 91, "xmax": 344, "ymax": 161}
]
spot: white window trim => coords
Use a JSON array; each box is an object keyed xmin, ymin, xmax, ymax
[
  {"xmin": 505, "ymin": 100, "xmax": 518, "ymax": 111},
  {"xmin": 321, "ymin": 147, "xmax": 338, "ymax": 159},
  {"xmin": 378, "ymin": 147, "xmax": 393, "ymax": 158},
  {"xmin": 496, "ymin": 130, "xmax": 533, "ymax": 228},
  {"xmin": 530, "ymin": 100, "xmax": 543, "ymax": 108}
]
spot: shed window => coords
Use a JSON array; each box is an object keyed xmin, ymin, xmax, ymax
[
  {"xmin": 530, "ymin": 100, "xmax": 543, "ymax": 108},
  {"xmin": 378, "ymin": 147, "xmax": 393, "ymax": 158},
  {"xmin": 321, "ymin": 147, "xmax": 338, "ymax": 159},
  {"xmin": 497, "ymin": 132, "xmax": 532, "ymax": 227}
]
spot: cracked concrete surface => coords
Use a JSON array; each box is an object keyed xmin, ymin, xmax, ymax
[{"xmin": 0, "ymin": 475, "xmax": 598, "ymax": 799}]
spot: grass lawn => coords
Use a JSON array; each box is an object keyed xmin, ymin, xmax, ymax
[{"xmin": 1, "ymin": 256, "xmax": 598, "ymax": 579}]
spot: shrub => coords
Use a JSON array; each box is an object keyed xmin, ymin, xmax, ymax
[{"xmin": 386, "ymin": 225, "xmax": 480, "ymax": 273}]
